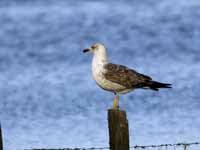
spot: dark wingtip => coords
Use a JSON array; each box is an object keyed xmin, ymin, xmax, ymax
[
  {"xmin": 164, "ymin": 83, "xmax": 172, "ymax": 88},
  {"xmin": 149, "ymin": 81, "xmax": 172, "ymax": 91}
]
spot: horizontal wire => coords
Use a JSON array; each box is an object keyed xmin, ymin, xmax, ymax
[
  {"xmin": 132, "ymin": 142, "xmax": 200, "ymax": 149},
  {"xmin": 27, "ymin": 142, "xmax": 200, "ymax": 150}
]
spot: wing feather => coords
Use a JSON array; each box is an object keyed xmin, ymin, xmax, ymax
[{"xmin": 103, "ymin": 63, "xmax": 152, "ymax": 88}]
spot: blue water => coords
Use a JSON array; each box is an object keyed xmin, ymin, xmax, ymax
[{"xmin": 0, "ymin": 1, "xmax": 200, "ymax": 150}]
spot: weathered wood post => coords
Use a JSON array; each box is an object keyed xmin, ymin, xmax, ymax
[
  {"xmin": 0, "ymin": 123, "xmax": 3, "ymax": 150},
  {"xmin": 108, "ymin": 109, "xmax": 129, "ymax": 150}
]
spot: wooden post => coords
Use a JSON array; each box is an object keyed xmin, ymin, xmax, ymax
[
  {"xmin": 0, "ymin": 123, "xmax": 3, "ymax": 150},
  {"xmin": 108, "ymin": 109, "xmax": 129, "ymax": 150}
]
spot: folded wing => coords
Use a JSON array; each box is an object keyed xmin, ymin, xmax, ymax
[{"xmin": 103, "ymin": 63, "xmax": 152, "ymax": 89}]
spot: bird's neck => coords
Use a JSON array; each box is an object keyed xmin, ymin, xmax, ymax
[
  {"xmin": 92, "ymin": 53, "xmax": 108, "ymax": 67},
  {"xmin": 91, "ymin": 51, "xmax": 108, "ymax": 84}
]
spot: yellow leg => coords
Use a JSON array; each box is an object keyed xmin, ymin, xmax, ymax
[{"xmin": 113, "ymin": 94, "xmax": 119, "ymax": 110}]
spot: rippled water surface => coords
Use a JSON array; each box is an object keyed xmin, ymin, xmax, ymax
[{"xmin": 0, "ymin": 1, "xmax": 200, "ymax": 150}]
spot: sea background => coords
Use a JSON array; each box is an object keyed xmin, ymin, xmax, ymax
[{"xmin": 0, "ymin": 0, "xmax": 200, "ymax": 150}]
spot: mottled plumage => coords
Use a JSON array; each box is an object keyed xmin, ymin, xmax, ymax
[
  {"xmin": 104, "ymin": 63, "xmax": 151, "ymax": 88},
  {"xmin": 104, "ymin": 63, "xmax": 171, "ymax": 91}
]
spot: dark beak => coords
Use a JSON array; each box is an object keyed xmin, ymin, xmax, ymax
[{"xmin": 83, "ymin": 48, "xmax": 90, "ymax": 53}]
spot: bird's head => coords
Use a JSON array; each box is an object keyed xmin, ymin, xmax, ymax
[{"xmin": 83, "ymin": 43, "xmax": 106, "ymax": 55}]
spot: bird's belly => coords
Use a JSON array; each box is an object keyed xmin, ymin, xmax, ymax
[{"xmin": 93, "ymin": 71, "xmax": 127, "ymax": 93}]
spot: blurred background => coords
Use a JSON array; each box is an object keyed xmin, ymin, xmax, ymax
[{"xmin": 0, "ymin": 0, "xmax": 200, "ymax": 150}]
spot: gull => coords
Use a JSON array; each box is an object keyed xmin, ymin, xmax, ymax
[{"xmin": 83, "ymin": 43, "xmax": 171, "ymax": 109}]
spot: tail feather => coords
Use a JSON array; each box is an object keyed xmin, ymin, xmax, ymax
[{"xmin": 147, "ymin": 81, "xmax": 172, "ymax": 91}]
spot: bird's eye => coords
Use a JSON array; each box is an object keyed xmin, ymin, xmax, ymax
[{"xmin": 91, "ymin": 45, "xmax": 97, "ymax": 49}]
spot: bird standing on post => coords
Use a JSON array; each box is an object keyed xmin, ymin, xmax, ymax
[{"xmin": 83, "ymin": 43, "xmax": 172, "ymax": 109}]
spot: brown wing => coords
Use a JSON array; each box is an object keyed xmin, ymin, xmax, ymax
[{"xmin": 103, "ymin": 63, "xmax": 152, "ymax": 88}]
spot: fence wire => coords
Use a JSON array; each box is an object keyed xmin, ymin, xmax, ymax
[
  {"xmin": 28, "ymin": 142, "xmax": 200, "ymax": 150},
  {"xmin": 133, "ymin": 142, "xmax": 200, "ymax": 150}
]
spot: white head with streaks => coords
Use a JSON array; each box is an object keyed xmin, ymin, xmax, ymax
[{"xmin": 83, "ymin": 43, "xmax": 108, "ymax": 63}]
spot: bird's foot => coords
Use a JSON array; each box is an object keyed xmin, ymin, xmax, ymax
[{"xmin": 113, "ymin": 97, "xmax": 119, "ymax": 110}]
